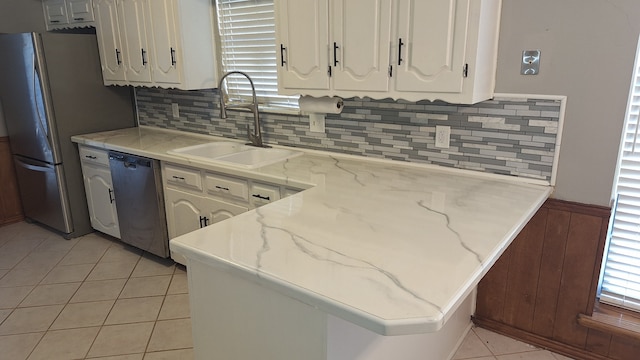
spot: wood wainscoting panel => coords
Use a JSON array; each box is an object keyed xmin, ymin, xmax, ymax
[
  {"xmin": 551, "ymin": 212, "xmax": 606, "ymax": 347},
  {"xmin": 501, "ymin": 207, "xmax": 548, "ymax": 332},
  {"xmin": 472, "ymin": 198, "xmax": 640, "ymax": 359},
  {"xmin": 531, "ymin": 208, "xmax": 571, "ymax": 337},
  {"xmin": 0, "ymin": 137, "xmax": 23, "ymax": 225}
]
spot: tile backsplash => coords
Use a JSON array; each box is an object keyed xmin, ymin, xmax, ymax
[{"xmin": 136, "ymin": 88, "xmax": 562, "ymax": 182}]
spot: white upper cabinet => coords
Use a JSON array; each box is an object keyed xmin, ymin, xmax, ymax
[
  {"xmin": 93, "ymin": 0, "xmax": 218, "ymax": 89},
  {"xmin": 43, "ymin": 0, "xmax": 96, "ymax": 30},
  {"xmin": 146, "ymin": 0, "xmax": 181, "ymax": 85},
  {"xmin": 117, "ymin": 0, "xmax": 151, "ymax": 83},
  {"xmin": 94, "ymin": 0, "xmax": 126, "ymax": 82},
  {"xmin": 275, "ymin": 0, "xmax": 502, "ymax": 104},
  {"xmin": 276, "ymin": 0, "xmax": 330, "ymax": 91},
  {"xmin": 395, "ymin": 0, "xmax": 469, "ymax": 93},
  {"xmin": 331, "ymin": 0, "xmax": 392, "ymax": 92}
]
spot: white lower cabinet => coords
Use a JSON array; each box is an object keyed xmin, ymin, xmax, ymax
[
  {"xmin": 79, "ymin": 145, "xmax": 120, "ymax": 238},
  {"xmin": 165, "ymin": 187, "xmax": 248, "ymax": 240},
  {"xmin": 163, "ymin": 162, "xmax": 301, "ymax": 265}
]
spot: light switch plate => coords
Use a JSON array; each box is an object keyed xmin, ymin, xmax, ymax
[{"xmin": 521, "ymin": 50, "xmax": 541, "ymax": 75}]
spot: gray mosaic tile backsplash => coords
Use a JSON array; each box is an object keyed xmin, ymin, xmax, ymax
[{"xmin": 135, "ymin": 88, "xmax": 561, "ymax": 182}]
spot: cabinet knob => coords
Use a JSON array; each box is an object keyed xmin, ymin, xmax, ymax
[
  {"xmin": 333, "ymin": 42, "xmax": 339, "ymax": 66},
  {"xmin": 115, "ymin": 49, "xmax": 122, "ymax": 65},
  {"xmin": 108, "ymin": 189, "xmax": 115, "ymax": 203},
  {"xmin": 398, "ymin": 38, "xmax": 404, "ymax": 66}
]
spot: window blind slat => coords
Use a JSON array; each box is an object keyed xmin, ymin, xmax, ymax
[
  {"xmin": 600, "ymin": 42, "xmax": 640, "ymax": 312},
  {"xmin": 216, "ymin": 0, "xmax": 299, "ymax": 108}
]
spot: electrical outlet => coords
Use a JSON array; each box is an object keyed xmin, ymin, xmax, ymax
[
  {"xmin": 435, "ymin": 125, "xmax": 451, "ymax": 148},
  {"xmin": 171, "ymin": 103, "xmax": 180, "ymax": 118},
  {"xmin": 309, "ymin": 113, "xmax": 325, "ymax": 133}
]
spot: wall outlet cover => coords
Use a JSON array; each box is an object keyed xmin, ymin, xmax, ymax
[
  {"xmin": 309, "ymin": 113, "xmax": 326, "ymax": 133},
  {"xmin": 435, "ymin": 125, "xmax": 451, "ymax": 148},
  {"xmin": 172, "ymin": 103, "xmax": 180, "ymax": 118}
]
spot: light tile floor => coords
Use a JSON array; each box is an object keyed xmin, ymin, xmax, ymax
[
  {"xmin": 0, "ymin": 222, "xmax": 191, "ymax": 360},
  {"xmin": 0, "ymin": 221, "xmax": 575, "ymax": 360}
]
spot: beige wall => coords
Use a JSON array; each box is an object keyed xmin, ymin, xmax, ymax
[
  {"xmin": 495, "ymin": 0, "xmax": 640, "ymax": 206},
  {"xmin": 1, "ymin": 0, "xmax": 637, "ymax": 206}
]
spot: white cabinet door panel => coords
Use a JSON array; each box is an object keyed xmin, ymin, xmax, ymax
[
  {"xmin": 146, "ymin": 0, "xmax": 181, "ymax": 84},
  {"xmin": 165, "ymin": 188, "xmax": 204, "ymax": 239},
  {"xmin": 203, "ymin": 199, "xmax": 248, "ymax": 225},
  {"xmin": 94, "ymin": 0, "xmax": 126, "ymax": 83},
  {"xmin": 82, "ymin": 162, "xmax": 120, "ymax": 239},
  {"xmin": 118, "ymin": 0, "xmax": 152, "ymax": 83},
  {"xmin": 276, "ymin": 0, "xmax": 330, "ymax": 91},
  {"xmin": 395, "ymin": 0, "xmax": 469, "ymax": 93},
  {"xmin": 68, "ymin": 0, "xmax": 95, "ymax": 24},
  {"xmin": 331, "ymin": 0, "xmax": 391, "ymax": 92}
]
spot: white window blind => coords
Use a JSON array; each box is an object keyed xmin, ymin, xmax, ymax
[
  {"xmin": 599, "ymin": 37, "xmax": 640, "ymax": 311},
  {"xmin": 215, "ymin": 0, "xmax": 298, "ymax": 110}
]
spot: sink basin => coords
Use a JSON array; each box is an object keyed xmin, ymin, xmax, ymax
[
  {"xmin": 167, "ymin": 142, "xmax": 252, "ymax": 161},
  {"xmin": 168, "ymin": 142, "xmax": 302, "ymax": 169},
  {"xmin": 214, "ymin": 148, "xmax": 303, "ymax": 169}
]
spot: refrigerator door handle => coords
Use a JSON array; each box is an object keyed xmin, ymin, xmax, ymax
[
  {"xmin": 31, "ymin": 33, "xmax": 64, "ymax": 164},
  {"xmin": 15, "ymin": 156, "xmax": 50, "ymax": 172}
]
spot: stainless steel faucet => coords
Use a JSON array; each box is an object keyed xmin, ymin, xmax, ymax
[{"xmin": 218, "ymin": 71, "xmax": 267, "ymax": 148}]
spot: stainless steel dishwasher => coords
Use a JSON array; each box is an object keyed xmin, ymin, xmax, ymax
[{"xmin": 108, "ymin": 151, "xmax": 169, "ymax": 258}]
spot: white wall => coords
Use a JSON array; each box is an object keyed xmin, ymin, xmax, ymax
[{"xmin": 495, "ymin": 0, "xmax": 640, "ymax": 206}]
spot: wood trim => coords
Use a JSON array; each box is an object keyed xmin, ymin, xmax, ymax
[
  {"xmin": 544, "ymin": 198, "xmax": 611, "ymax": 218},
  {"xmin": 474, "ymin": 316, "xmax": 612, "ymax": 360},
  {"xmin": 578, "ymin": 303, "xmax": 640, "ymax": 342}
]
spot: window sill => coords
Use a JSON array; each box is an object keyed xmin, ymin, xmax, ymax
[{"xmin": 578, "ymin": 302, "xmax": 640, "ymax": 341}]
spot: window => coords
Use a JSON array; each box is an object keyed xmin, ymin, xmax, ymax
[
  {"xmin": 599, "ymin": 37, "xmax": 640, "ymax": 312},
  {"xmin": 215, "ymin": 0, "xmax": 298, "ymax": 111}
]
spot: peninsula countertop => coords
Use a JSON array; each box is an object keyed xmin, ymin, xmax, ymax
[{"xmin": 71, "ymin": 126, "xmax": 553, "ymax": 336}]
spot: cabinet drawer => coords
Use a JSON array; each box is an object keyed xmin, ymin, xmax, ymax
[
  {"xmin": 250, "ymin": 182, "xmax": 281, "ymax": 207},
  {"xmin": 205, "ymin": 173, "xmax": 248, "ymax": 202},
  {"xmin": 165, "ymin": 164, "xmax": 202, "ymax": 191},
  {"xmin": 79, "ymin": 146, "xmax": 110, "ymax": 167}
]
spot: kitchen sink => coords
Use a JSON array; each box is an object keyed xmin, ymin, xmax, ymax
[
  {"xmin": 213, "ymin": 148, "xmax": 303, "ymax": 169},
  {"xmin": 167, "ymin": 142, "xmax": 252, "ymax": 161},
  {"xmin": 168, "ymin": 142, "xmax": 302, "ymax": 169}
]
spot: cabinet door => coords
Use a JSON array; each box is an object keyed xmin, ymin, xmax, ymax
[
  {"xmin": 67, "ymin": 0, "xmax": 95, "ymax": 24},
  {"xmin": 202, "ymin": 198, "xmax": 248, "ymax": 225},
  {"xmin": 331, "ymin": 0, "xmax": 392, "ymax": 92},
  {"xmin": 165, "ymin": 188, "xmax": 205, "ymax": 239},
  {"xmin": 94, "ymin": 0, "xmax": 127, "ymax": 83},
  {"xmin": 394, "ymin": 0, "xmax": 469, "ymax": 93},
  {"xmin": 82, "ymin": 163, "xmax": 120, "ymax": 238},
  {"xmin": 275, "ymin": 0, "xmax": 330, "ymax": 91},
  {"xmin": 118, "ymin": 0, "xmax": 152, "ymax": 83},
  {"xmin": 146, "ymin": 0, "xmax": 181, "ymax": 84},
  {"xmin": 43, "ymin": 0, "xmax": 69, "ymax": 28}
]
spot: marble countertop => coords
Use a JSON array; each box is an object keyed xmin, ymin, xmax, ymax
[{"xmin": 72, "ymin": 126, "xmax": 552, "ymax": 336}]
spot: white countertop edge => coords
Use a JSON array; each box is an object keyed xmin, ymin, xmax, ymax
[{"xmin": 173, "ymin": 239, "xmax": 443, "ymax": 336}]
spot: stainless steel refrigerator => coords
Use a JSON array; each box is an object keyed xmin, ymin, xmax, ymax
[{"xmin": 0, "ymin": 32, "xmax": 136, "ymax": 238}]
